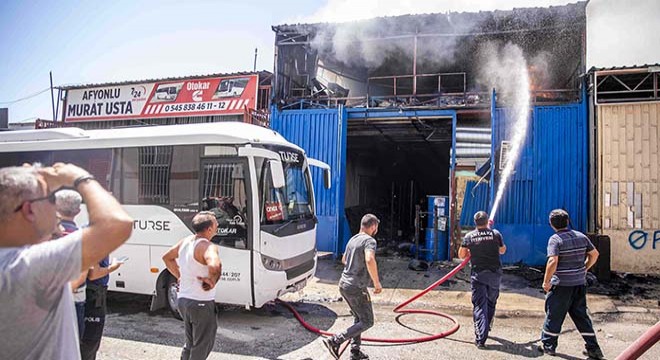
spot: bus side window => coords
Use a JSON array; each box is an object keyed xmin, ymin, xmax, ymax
[
  {"xmin": 170, "ymin": 145, "xmax": 200, "ymax": 206},
  {"xmin": 0, "ymin": 151, "xmax": 54, "ymax": 168},
  {"xmin": 53, "ymin": 149, "xmax": 112, "ymax": 190},
  {"xmin": 201, "ymin": 162, "xmax": 248, "ymax": 249},
  {"xmin": 0, "ymin": 149, "xmax": 111, "ymax": 190}
]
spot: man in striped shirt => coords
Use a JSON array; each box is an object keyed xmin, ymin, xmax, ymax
[{"xmin": 539, "ymin": 209, "xmax": 604, "ymax": 359}]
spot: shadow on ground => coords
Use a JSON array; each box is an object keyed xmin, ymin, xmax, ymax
[
  {"xmin": 104, "ymin": 294, "xmax": 338, "ymax": 359},
  {"xmin": 314, "ymin": 256, "xmax": 547, "ymax": 300}
]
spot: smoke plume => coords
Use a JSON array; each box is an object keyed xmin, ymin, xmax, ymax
[{"xmin": 476, "ymin": 41, "xmax": 531, "ymax": 221}]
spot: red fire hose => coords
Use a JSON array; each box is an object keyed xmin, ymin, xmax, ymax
[
  {"xmin": 615, "ymin": 321, "xmax": 660, "ymax": 360},
  {"xmin": 278, "ymin": 256, "xmax": 471, "ymax": 344}
]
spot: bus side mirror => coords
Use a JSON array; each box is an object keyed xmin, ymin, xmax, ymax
[
  {"xmin": 269, "ymin": 160, "xmax": 286, "ymax": 189},
  {"xmin": 323, "ymin": 168, "xmax": 331, "ymax": 189},
  {"xmin": 307, "ymin": 158, "xmax": 331, "ymax": 190}
]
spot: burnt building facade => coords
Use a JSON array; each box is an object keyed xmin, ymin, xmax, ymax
[{"xmin": 270, "ymin": 2, "xmax": 591, "ymax": 264}]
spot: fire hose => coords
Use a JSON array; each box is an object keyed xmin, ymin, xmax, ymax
[
  {"xmin": 615, "ymin": 320, "xmax": 660, "ymax": 360},
  {"xmin": 278, "ymin": 256, "xmax": 471, "ymax": 344}
]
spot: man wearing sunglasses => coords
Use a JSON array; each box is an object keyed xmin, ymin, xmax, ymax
[{"xmin": 0, "ymin": 163, "xmax": 133, "ymax": 360}]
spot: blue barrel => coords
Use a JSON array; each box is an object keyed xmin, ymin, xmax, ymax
[
  {"xmin": 425, "ymin": 195, "xmax": 449, "ymax": 261},
  {"xmin": 424, "ymin": 228, "xmax": 448, "ymax": 261}
]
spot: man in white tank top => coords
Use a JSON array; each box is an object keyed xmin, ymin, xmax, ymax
[{"xmin": 162, "ymin": 211, "xmax": 222, "ymax": 360}]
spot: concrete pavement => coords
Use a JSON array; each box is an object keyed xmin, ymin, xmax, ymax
[{"xmin": 281, "ymin": 256, "xmax": 653, "ymax": 318}]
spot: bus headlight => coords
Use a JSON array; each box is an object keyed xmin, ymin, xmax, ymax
[{"xmin": 261, "ymin": 255, "xmax": 283, "ymax": 271}]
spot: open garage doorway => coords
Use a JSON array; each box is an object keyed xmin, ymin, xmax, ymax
[{"xmin": 344, "ymin": 115, "xmax": 453, "ymax": 245}]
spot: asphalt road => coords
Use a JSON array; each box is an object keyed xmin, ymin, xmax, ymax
[{"xmin": 97, "ymin": 293, "xmax": 659, "ymax": 360}]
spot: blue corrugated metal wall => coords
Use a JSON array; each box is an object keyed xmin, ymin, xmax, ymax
[
  {"xmin": 460, "ymin": 181, "xmax": 491, "ymax": 227},
  {"xmin": 492, "ymin": 100, "xmax": 588, "ymax": 265},
  {"xmin": 270, "ymin": 107, "xmax": 348, "ymax": 254}
]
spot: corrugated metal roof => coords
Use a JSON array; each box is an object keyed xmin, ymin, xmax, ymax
[
  {"xmin": 273, "ymin": 2, "xmax": 586, "ymax": 33},
  {"xmin": 57, "ymin": 70, "xmax": 272, "ymax": 90},
  {"xmin": 589, "ymin": 64, "xmax": 660, "ymax": 72}
]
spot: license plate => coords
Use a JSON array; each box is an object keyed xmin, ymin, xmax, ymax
[{"xmin": 293, "ymin": 279, "xmax": 307, "ymax": 292}]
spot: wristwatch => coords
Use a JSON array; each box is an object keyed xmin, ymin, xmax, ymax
[{"xmin": 74, "ymin": 174, "xmax": 96, "ymax": 189}]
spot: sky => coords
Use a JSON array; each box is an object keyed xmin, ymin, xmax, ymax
[{"xmin": 0, "ymin": 0, "xmax": 576, "ymax": 124}]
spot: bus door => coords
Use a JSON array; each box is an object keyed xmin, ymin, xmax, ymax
[{"xmin": 199, "ymin": 157, "xmax": 252, "ymax": 306}]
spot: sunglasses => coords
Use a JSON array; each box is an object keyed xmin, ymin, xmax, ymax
[{"xmin": 14, "ymin": 191, "xmax": 58, "ymax": 213}]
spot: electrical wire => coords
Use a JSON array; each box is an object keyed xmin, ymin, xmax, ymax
[{"xmin": 0, "ymin": 88, "xmax": 51, "ymax": 105}]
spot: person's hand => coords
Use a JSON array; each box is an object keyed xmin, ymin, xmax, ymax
[
  {"xmin": 197, "ymin": 276, "xmax": 217, "ymax": 291},
  {"xmin": 109, "ymin": 259, "xmax": 123, "ymax": 272},
  {"xmin": 488, "ymin": 219, "xmax": 494, "ymax": 228},
  {"xmin": 38, "ymin": 163, "xmax": 90, "ymax": 191},
  {"xmin": 373, "ymin": 281, "xmax": 383, "ymax": 294},
  {"xmin": 543, "ymin": 282, "xmax": 552, "ymax": 293}
]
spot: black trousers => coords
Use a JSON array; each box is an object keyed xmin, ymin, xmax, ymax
[
  {"xmin": 80, "ymin": 284, "xmax": 107, "ymax": 360},
  {"xmin": 178, "ymin": 298, "xmax": 218, "ymax": 360},
  {"xmin": 541, "ymin": 285, "xmax": 600, "ymax": 352},
  {"xmin": 470, "ymin": 269, "xmax": 502, "ymax": 344}
]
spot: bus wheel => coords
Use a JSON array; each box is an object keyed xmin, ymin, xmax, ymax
[{"xmin": 166, "ymin": 276, "xmax": 183, "ymax": 320}]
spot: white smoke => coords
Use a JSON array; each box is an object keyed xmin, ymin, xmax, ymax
[
  {"xmin": 476, "ymin": 42, "xmax": 531, "ymax": 222},
  {"xmin": 302, "ymin": 0, "xmax": 576, "ymax": 23},
  {"xmin": 310, "ymin": 20, "xmax": 402, "ymax": 68},
  {"xmin": 300, "ymin": 0, "xmax": 571, "ymax": 74},
  {"xmin": 307, "ymin": 14, "xmax": 474, "ymax": 71}
]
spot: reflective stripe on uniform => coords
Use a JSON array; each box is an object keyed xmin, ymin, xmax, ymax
[{"xmin": 542, "ymin": 329, "xmax": 560, "ymax": 337}]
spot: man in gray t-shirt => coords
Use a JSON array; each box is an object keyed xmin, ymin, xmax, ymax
[
  {"xmin": 0, "ymin": 164, "xmax": 133, "ymax": 359},
  {"xmin": 339, "ymin": 233, "xmax": 377, "ymax": 289},
  {"xmin": 323, "ymin": 214, "xmax": 382, "ymax": 360}
]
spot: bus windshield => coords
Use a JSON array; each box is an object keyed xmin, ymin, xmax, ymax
[{"xmin": 257, "ymin": 147, "xmax": 313, "ymax": 226}]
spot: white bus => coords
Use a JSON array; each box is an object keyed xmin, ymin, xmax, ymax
[
  {"xmin": 213, "ymin": 78, "xmax": 249, "ymax": 99},
  {"xmin": 153, "ymin": 82, "xmax": 184, "ymax": 102},
  {"xmin": 0, "ymin": 122, "xmax": 330, "ymax": 317}
]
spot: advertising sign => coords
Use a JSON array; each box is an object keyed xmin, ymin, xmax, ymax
[
  {"xmin": 64, "ymin": 75, "xmax": 258, "ymax": 122},
  {"xmin": 265, "ymin": 202, "xmax": 284, "ymax": 221}
]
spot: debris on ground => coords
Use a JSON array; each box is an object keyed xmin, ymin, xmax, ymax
[
  {"xmin": 318, "ymin": 254, "xmax": 660, "ymax": 309},
  {"xmin": 493, "ymin": 261, "xmax": 660, "ymax": 307},
  {"xmin": 298, "ymin": 294, "xmax": 343, "ymax": 303},
  {"xmin": 591, "ymin": 273, "xmax": 660, "ymax": 305}
]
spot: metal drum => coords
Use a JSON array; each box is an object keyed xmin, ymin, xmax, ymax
[{"xmin": 425, "ymin": 195, "xmax": 449, "ymax": 261}]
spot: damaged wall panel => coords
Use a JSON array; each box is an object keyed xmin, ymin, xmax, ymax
[
  {"xmin": 492, "ymin": 101, "xmax": 588, "ymax": 266},
  {"xmin": 598, "ymin": 102, "xmax": 660, "ymax": 274}
]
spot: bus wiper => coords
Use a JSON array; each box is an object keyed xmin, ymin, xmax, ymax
[{"xmin": 273, "ymin": 216, "xmax": 303, "ymax": 234}]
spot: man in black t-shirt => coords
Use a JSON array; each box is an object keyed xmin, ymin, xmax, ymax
[{"xmin": 459, "ymin": 211, "xmax": 507, "ymax": 349}]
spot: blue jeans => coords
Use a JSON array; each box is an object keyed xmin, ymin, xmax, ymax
[
  {"xmin": 470, "ymin": 269, "xmax": 502, "ymax": 344},
  {"xmin": 75, "ymin": 301, "xmax": 85, "ymax": 340},
  {"xmin": 541, "ymin": 285, "xmax": 600, "ymax": 351}
]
